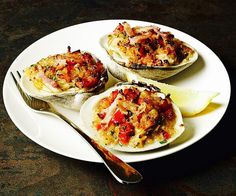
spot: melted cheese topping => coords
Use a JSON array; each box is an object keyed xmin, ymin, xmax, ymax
[
  {"xmin": 24, "ymin": 49, "xmax": 106, "ymax": 93},
  {"xmin": 106, "ymin": 22, "xmax": 194, "ymax": 67},
  {"xmin": 93, "ymin": 86, "xmax": 177, "ymax": 148}
]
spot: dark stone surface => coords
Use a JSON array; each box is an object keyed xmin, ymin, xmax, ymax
[{"xmin": 0, "ymin": 0, "xmax": 235, "ymax": 195}]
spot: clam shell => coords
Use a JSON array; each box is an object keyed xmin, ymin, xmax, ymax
[
  {"xmin": 100, "ymin": 34, "xmax": 198, "ymax": 81},
  {"xmin": 79, "ymin": 82, "xmax": 185, "ymax": 152},
  {"xmin": 20, "ymin": 50, "xmax": 108, "ymax": 111}
]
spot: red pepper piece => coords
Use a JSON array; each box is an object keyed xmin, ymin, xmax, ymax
[
  {"xmin": 137, "ymin": 112, "xmax": 143, "ymax": 122},
  {"xmin": 163, "ymin": 131, "xmax": 170, "ymax": 140},
  {"xmin": 118, "ymin": 122, "xmax": 134, "ymax": 144},
  {"xmin": 137, "ymin": 98, "xmax": 143, "ymax": 105},
  {"xmin": 115, "ymin": 23, "xmax": 124, "ymax": 32},
  {"xmin": 123, "ymin": 88, "xmax": 139, "ymax": 102},
  {"xmin": 66, "ymin": 60, "xmax": 77, "ymax": 67},
  {"xmin": 96, "ymin": 123, "xmax": 106, "ymax": 131},
  {"xmin": 82, "ymin": 76, "xmax": 98, "ymax": 89},
  {"xmin": 119, "ymin": 133, "xmax": 130, "ymax": 145},
  {"xmin": 110, "ymin": 90, "xmax": 119, "ymax": 103},
  {"xmin": 112, "ymin": 110, "xmax": 125, "ymax": 124},
  {"xmin": 98, "ymin": 112, "xmax": 106, "ymax": 119}
]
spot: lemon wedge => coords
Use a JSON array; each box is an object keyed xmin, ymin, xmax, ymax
[{"xmin": 126, "ymin": 73, "xmax": 219, "ymax": 117}]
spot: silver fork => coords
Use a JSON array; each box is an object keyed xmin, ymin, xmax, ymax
[{"xmin": 10, "ymin": 71, "xmax": 142, "ymax": 184}]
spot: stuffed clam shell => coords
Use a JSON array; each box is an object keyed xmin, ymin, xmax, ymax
[
  {"xmin": 100, "ymin": 22, "xmax": 198, "ymax": 81},
  {"xmin": 21, "ymin": 47, "xmax": 108, "ymax": 110},
  {"xmin": 79, "ymin": 82, "xmax": 185, "ymax": 152}
]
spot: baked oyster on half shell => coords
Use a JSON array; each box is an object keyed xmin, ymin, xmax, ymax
[
  {"xmin": 79, "ymin": 82, "xmax": 185, "ymax": 152},
  {"xmin": 100, "ymin": 22, "xmax": 198, "ymax": 81},
  {"xmin": 21, "ymin": 47, "xmax": 108, "ymax": 110}
]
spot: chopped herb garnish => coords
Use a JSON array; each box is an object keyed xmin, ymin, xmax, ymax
[{"xmin": 160, "ymin": 140, "xmax": 167, "ymax": 144}]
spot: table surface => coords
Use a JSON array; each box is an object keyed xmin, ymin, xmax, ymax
[{"xmin": 1, "ymin": 0, "xmax": 235, "ymax": 195}]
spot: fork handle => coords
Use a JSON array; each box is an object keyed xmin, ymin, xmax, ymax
[
  {"xmin": 55, "ymin": 112, "xmax": 143, "ymax": 184},
  {"xmin": 10, "ymin": 71, "xmax": 142, "ymax": 183}
]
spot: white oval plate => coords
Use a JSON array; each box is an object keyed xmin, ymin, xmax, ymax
[{"xmin": 3, "ymin": 20, "xmax": 231, "ymax": 163}]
